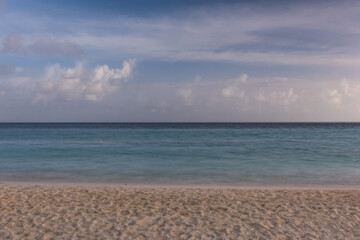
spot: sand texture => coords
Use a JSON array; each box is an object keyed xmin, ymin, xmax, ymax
[{"xmin": 1, "ymin": 184, "xmax": 360, "ymax": 239}]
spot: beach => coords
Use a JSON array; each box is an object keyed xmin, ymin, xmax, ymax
[{"xmin": 1, "ymin": 183, "xmax": 360, "ymax": 239}]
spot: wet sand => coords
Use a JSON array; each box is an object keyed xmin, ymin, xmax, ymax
[{"xmin": 1, "ymin": 183, "xmax": 360, "ymax": 239}]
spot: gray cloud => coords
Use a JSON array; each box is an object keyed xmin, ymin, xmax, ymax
[
  {"xmin": 1, "ymin": 32, "xmax": 26, "ymax": 54},
  {"xmin": 1, "ymin": 32, "xmax": 83, "ymax": 57},
  {"xmin": 0, "ymin": 64, "xmax": 17, "ymax": 76},
  {"xmin": 29, "ymin": 36, "xmax": 83, "ymax": 57},
  {"xmin": 59, "ymin": 1, "xmax": 360, "ymax": 66}
]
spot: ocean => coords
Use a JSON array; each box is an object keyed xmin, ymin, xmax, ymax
[{"xmin": 1, "ymin": 123, "xmax": 360, "ymax": 186}]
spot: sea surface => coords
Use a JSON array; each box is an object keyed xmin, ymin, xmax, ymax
[{"xmin": 1, "ymin": 123, "xmax": 360, "ymax": 186}]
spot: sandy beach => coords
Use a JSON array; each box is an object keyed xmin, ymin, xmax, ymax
[{"xmin": 1, "ymin": 183, "xmax": 360, "ymax": 239}]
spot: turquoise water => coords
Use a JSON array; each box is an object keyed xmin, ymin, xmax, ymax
[{"xmin": 1, "ymin": 123, "xmax": 360, "ymax": 186}]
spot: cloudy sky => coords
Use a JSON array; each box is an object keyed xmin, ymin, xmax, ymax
[{"xmin": 1, "ymin": 0, "xmax": 360, "ymax": 122}]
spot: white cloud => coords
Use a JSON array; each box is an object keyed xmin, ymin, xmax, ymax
[
  {"xmin": 221, "ymin": 73, "xmax": 247, "ymax": 98},
  {"xmin": 236, "ymin": 74, "xmax": 248, "ymax": 83},
  {"xmin": 341, "ymin": 79, "xmax": 360, "ymax": 97},
  {"xmin": 221, "ymin": 86, "xmax": 234, "ymax": 97},
  {"xmin": 323, "ymin": 89, "xmax": 342, "ymax": 105},
  {"xmin": 221, "ymin": 85, "xmax": 246, "ymax": 99},
  {"xmin": 177, "ymin": 88, "xmax": 194, "ymax": 106},
  {"xmin": 270, "ymin": 88, "xmax": 298, "ymax": 106},
  {"xmin": 319, "ymin": 78, "xmax": 360, "ymax": 107},
  {"xmin": 255, "ymin": 91, "xmax": 267, "ymax": 103},
  {"xmin": 34, "ymin": 59, "xmax": 136, "ymax": 103},
  {"xmin": 254, "ymin": 88, "xmax": 298, "ymax": 107}
]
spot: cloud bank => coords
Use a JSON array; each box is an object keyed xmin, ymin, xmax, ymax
[{"xmin": 2, "ymin": 69, "xmax": 360, "ymax": 121}]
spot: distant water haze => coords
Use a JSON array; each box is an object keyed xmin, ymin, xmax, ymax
[{"xmin": 1, "ymin": 123, "xmax": 360, "ymax": 187}]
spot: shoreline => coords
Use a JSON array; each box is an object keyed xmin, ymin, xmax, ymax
[{"xmin": 2, "ymin": 180, "xmax": 360, "ymax": 191}]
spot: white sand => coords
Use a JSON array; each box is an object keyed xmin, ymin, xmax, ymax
[{"xmin": 1, "ymin": 183, "xmax": 360, "ymax": 239}]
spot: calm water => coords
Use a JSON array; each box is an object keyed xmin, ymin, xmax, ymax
[{"xmin": 1, "ymin": 123, "xmax": 360, "ymax": 186}]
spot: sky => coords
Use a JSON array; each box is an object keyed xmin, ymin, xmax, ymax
[{"xmin": 1, "ymin": 0, "xmax": 360, "ymax": 122}]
